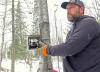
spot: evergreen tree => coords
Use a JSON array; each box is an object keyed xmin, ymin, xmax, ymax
[{"xmin": 8, "ymin": 1, "xmax": 27, "ymax": 60}]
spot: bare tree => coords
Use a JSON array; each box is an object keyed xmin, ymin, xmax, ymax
[
  {"xmin": 0, "ymin": 0, "xmax": 7, "ymax": 72},
  {"xmin": 39, "ymin": 0, "xmax": 53, "ymax": 72},
  {"xmin": 86, "ymin": 0, "xmax": 100, "ymax": 22},
  {"xmin": 11, "ymin": 0, "xmax": 15, "ymax": 71},
  {"xmin": 33, "ymin": 0, "xmax": 53, "ymax": 72}
]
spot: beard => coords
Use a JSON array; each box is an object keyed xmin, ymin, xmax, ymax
[
  {"xmin": 67, "ymin": 15, "xmax": 75, "ymax": 22},
  {"xmin": 67, "ymin": 12, "xmax": 80, "ymax": 22}
]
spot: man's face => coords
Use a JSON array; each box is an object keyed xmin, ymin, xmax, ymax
[{"xmin": 66, "ymin": 3, "xmax": 83, "ymax": 22}]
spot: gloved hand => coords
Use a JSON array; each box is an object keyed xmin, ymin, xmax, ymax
[
  {"xmin": 41, "ymin": 45, "xmax": 48, "ymax": 57},
  {"xmin": 31, "ymin": 41, "xmax": 48, "ymax": 57},
  {"xmin": 39, "ymin": 41, "xmax": 48, "ymax": 57}
]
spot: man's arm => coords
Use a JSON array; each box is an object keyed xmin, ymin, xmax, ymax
[{"xmin": 46, "ymin": 18, "xmax": 98, "ymax": 56}]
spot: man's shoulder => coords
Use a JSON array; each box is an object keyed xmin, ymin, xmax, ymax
[
  {"xmin": 76, "ymin": 16, "xmax": 99, "ymax": 30},
  {"xmin": 78, "ymin": 16, "xmax": 98, "ymax": 26},
  {"xmin": 82, "ymin": 16, "xmax": 96, "ymax": 22}
]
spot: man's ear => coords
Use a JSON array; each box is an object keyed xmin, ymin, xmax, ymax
[{"xmin": 80, "ymin": 7, "xmax": 84, "ymax": 15}]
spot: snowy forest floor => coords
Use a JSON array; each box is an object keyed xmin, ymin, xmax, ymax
[{"xmin": 1, "ymin": 58, "xmax": 63, "ymax": 72}]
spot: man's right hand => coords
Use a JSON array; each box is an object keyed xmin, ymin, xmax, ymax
[{"xmin": 42, "ymin": 45, "xmax": 48, "ymax": 57}]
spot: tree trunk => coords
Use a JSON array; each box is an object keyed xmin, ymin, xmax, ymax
[
  {"xmin": 0, "ymin": 0, "xmax": 7, "ymax": 72},
  {"xmin": 39, "ymin": 0, "xmax": 52, "ymax": 72},
  {"xmin": 11, "ymin": 0, "xmax": 15, "ymax": 72}
]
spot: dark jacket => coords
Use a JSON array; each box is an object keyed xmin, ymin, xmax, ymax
[{"xmin": 46, "ymin": 15, "xmax": 100, "ymax": 72}]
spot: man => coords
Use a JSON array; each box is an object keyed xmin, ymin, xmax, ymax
[{"xmin": 41, "ymin": 0, "xmax": 100, "ymax": 72}]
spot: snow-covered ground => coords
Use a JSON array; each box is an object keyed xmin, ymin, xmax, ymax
[
  {"xmin": 52, "ymin": 61, "xmax": 63, "ymax": 72},
  {"xmin": 2, "ymin": 59, "xmax": 39, "ymax": 72},
  {"xmin": 1, "ymin": 59, "xmax": 63, "ymax": 72}
]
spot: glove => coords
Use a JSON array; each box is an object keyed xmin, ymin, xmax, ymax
[
  {"xmin": 42, "ymin": 45, "xmax": 48, "ymax": 57},
  {"xmin": 33, "ymin": 41, "xmax": 48, "ymax": 57}
]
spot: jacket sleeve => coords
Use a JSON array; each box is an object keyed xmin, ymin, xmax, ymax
[{"xmin": 46, "ymin": 18, "xmax": 98, "ymax": 56}]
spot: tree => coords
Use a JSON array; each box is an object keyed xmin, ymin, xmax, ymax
[
  {"xmin": 32, "ymin": 0, "xmax": 41, "ymax": 58},
  {"xmin": 9, "ymin": 1, "xmax": 34, "ymax": 72},
  {"xmin": 14, "ymin": 1, "xmax": 27, "ymax": 59},
  {"xmin": 0, "ymin": 0, "xmax": 7, "ymax": 72},
  {"xmin": 8, "ymin": 0, "xmax": 27, "ymax": 60},
  {"xmin": 86, "ymin": 0, "xmax": 100, "ymax": 22},
  {"xmin": 32, "ymin": 0, "xmax": 53, "ymax": 72},
  {"xmin": 93, "ymin": 0, "xmax": 100, "ymax": 22}
]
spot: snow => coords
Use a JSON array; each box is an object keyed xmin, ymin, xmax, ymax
[
  {"xmin": 53, "ymin": 61, "xmax": 63, "ymax": 72},
  {"xmin": 1, "ymin": 59, "xmax": 64, "ymax": 72},
  {"xmin": 2, "ymin": 59, "xmax": 39, "ymax": 72}
]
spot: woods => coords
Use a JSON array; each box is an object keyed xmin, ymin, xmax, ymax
[{"xmin": 0, "ymin": 0, "xmax": 100, "ymax": 72}]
